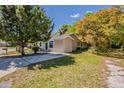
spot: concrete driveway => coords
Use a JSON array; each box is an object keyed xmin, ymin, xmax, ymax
[{"xmin": 0, "ymin": 53, "xmax": 67, "ymax": 78}]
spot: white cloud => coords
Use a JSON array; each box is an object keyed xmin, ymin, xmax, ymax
[
  {"xmin": 70, "ymin": 13, "xmax": 80, "ymax": 18},
  {"xmin": 85, "ymin": 11, "xmax": 93, "ymax": 14}
]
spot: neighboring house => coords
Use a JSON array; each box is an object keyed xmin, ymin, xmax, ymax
[
  {"xmin": 0, "ymin": 40, "xmax": 7, "ymax": 47},
  {"xmin": 0, "ymin": 40, "xmax": 12, "ymax": 47},
  {"xmin": 40, "ymin": 34, "xmax": 82, "ymax": 53}
]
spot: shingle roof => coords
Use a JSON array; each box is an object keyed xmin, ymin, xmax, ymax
[{"xmin": 51, "ymin": 34, "xmax": 81, "ymax": 42}]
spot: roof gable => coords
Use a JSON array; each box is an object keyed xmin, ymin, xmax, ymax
[{"xmin": 51, "ymin": 34, "xmax": 81, "ymax": 42}]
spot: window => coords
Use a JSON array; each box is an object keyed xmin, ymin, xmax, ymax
[{"xmin": 49, "ymin": 41, "xmax": 53, "ymax": 48}]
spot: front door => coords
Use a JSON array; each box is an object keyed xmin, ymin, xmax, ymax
[{"xmin": 45, "ymin": 43, "xmax": 48, "ymax": 50}]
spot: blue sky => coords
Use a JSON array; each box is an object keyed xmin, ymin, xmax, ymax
[{"xmin": 41, "ymin": 5, "xmax": 111, "ymax": 33}]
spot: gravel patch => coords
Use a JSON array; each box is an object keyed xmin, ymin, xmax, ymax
[
  {"xmin": 105, "ymin": 60, "xmax": 124, "ymax": 88},
  {"xmin": 0, "ymin": 80, "xmax": 12, "ymax": 88}
]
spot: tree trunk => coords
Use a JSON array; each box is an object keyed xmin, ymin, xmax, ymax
[
  {"xmin": 21, "ymin": 45, "xmax": 25, "ymax": 55},
  {"xmin": 34, "ymin": 51, "xmax": 37, "ymax": 54}
]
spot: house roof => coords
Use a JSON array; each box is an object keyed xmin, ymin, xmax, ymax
[{"xmin": 51, "ymin": 34, "xmax": 81, "ymax": 42}]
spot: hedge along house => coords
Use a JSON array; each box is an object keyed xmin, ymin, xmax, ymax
[{"xmin": 40, "ymin": 34, "xmax": 82, "ymax": 53}]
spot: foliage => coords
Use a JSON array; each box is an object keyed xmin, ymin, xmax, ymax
[
  {"xmin": 32, "ymin": 45, "xmax": 39, "ymax": 54},
  {"xmin": 0, "ymin": 5, "xmax": 54, "ymax": 55},
  {"xmin": 65, "ymin": 24, "xmax": 79, "ymax": 34},
  {"xmin": 55, "ymin": 24, "xmax": 78, "ymax": 36},
  {"xmin": 55, "ymin": 24, "xmax": 71, "ymax": 35},
  {"xmin": 84, "ymin": 11, "xmax": 94, "ymax": 17},
  {"xmin": 75, "ymin": 7, "xmax": 124, "ymax": 52}
]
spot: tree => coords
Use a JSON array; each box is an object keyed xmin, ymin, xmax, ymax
[
  {"xmin": 84, "ymin": 11, "xmax": 94, "ymax": 17},
  {"xmin": 75, "ymin": 7, "xmax": 124, "ymax": 52},
  {"xmin": 55, "ymin": 24, "xmax": 79, "ymax": 36},
  {"xmin": 65, "ymin": 25, "xmax": 78, "ymax": 34},
  {"xmin": 56, "ymin": 24, "xmax": 71, "ymax": 35},
  {"xmin": 0, "ymin": 5, "xmax": 54, "ymax": 55}
]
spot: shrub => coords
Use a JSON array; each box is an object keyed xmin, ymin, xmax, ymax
[
  {"xmin": 32, "ymin": 46, "xmax": 39, "ymax": 54},
  {"xmin": 81, "ymin": 42, "xmax": 89, "ymax": 50},
  {"xmin": 76, "ymin": 42, "xmax": 89, "ymax": 51}
]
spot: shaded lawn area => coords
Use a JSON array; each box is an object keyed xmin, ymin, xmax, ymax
[{"xmin": 0, "ymin": 51, "xmax": 106, "ymax": 88}]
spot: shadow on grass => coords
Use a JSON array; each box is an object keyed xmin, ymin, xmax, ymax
[{"xmin": 27, "ymin": 56, "xmax": 75, "ymax": 70}]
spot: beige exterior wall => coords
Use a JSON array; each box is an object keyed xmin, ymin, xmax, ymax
[
  {"xmin": 63, "ymin": 37, "xmax": 73, "ymax": 52},
  {"xmin": 40, "ymin": 37, "xmax": 79, "ymax": 53},
  {"xmin": 53, "ymin": 39, "xmax": 64, "ymax": 52},
  {"xmin": 52, "ymin": 37, "xmax": 78, "ymax": 53},
  {"xmin": 72, "ymin": 40, "xmax": 78, "ymax": 51}
]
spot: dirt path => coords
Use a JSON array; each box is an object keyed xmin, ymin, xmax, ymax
[
  {"xmin": 105, "ymin": 59, "xmax": 124, "ymax": 88},
  {"xmin": 0, "ymin": 80, "xmax": 12, "ymax": 88}
]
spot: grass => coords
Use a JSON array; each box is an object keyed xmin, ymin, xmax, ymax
[
  {"xmin": 0, "ymin": 46, "xmax": 15, "ymax": 49},
  {"xmin": 0, "ymin": 51, "xmax": 106, "ymax": 88},
  {"xmin": 0, "ymin": 47, "xmax": 32, "ymax": 55},
  {"xmin": 6, "ymin": 51, "xmax": 20, "ymax": 55}
]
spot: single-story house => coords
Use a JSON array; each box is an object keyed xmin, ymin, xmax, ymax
[{"xmin": 40, "ymin": 34, "xmax": 82, "ymax": 53}]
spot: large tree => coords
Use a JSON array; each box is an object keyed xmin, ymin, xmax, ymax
[
  {"xmin": 56, "ymin": 24, "xmax": 71, "ymax": 35},
  {"xmin": 0, "ymin": 5, "xmax": 54, "ymax": 55},
  {"xmin": 55, "ymin": 24, "xmax": 78, "ymax": 36},
  {"xmin": 76, "ymin": 6, "xmax": 124, "ymax": 52}
]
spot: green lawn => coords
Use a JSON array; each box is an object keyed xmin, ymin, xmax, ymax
[
  {"xmin": 0, "ymin": 51, "xmax": 106, "ymax": 88},
  {"xmin": 0, "ymin": 47, "xmax": 32, "ymax": 55}
]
